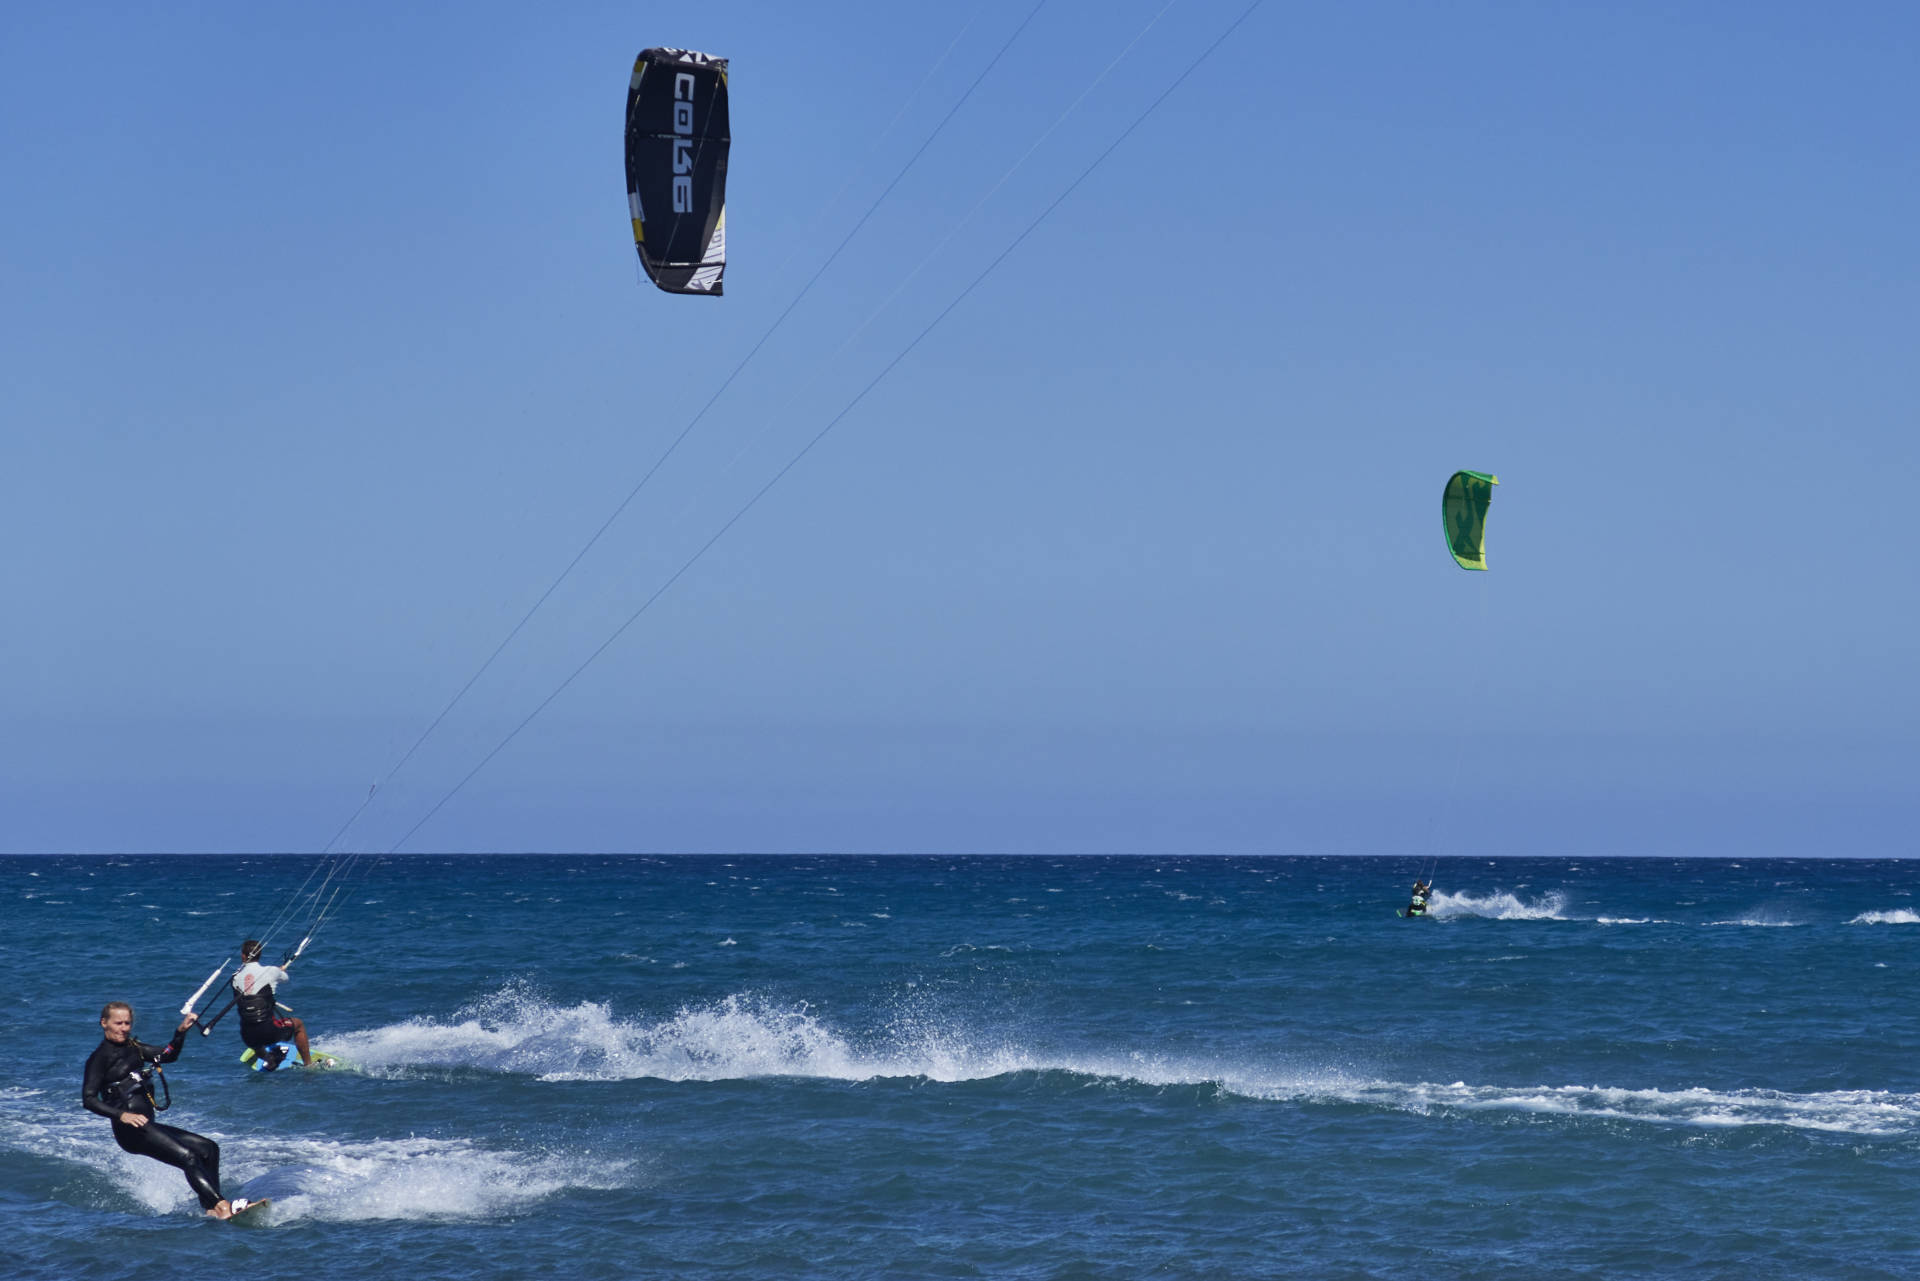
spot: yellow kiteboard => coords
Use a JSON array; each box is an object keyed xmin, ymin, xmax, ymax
[{"xmin": 240, "ymin": 1045, "xmax": 347, "ymax": 1072}]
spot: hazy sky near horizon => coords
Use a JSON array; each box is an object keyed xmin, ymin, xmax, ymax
[{"xmin": 4, "ymin": 2, "xmax": 1914, "ymax": 856}]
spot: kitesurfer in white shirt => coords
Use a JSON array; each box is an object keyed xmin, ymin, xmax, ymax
[{"xmin": 231, "ymin": 939, "xmax": 313, "ymax": 1067}]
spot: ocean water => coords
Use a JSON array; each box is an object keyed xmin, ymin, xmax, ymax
[{"xmin": 3, "ymin": 854, "xmax": 1916, "ymax": 1279}]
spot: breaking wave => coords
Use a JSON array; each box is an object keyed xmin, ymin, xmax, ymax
[
  {"xmin": 312, "ymin": 990, "xmax": 1920, "ymax": 1138},
  {"xmin": 1426, "ymin": 889, "xmax": 1569, "ymax": 921},
  {"xmin": 325, "ymin": 983, "xmax": 1035, "ymax": 1084},
  {"xmin": 1850, "ymin": 909, "xmax": 1920, "ymax": 925}
]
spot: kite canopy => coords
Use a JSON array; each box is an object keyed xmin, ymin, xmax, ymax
[
  {"xmin": 1442, "ymin": 470, "xmax": 1498, "ymax": 570},
  {"xmin": 625, "ymin": 48, "xmax": 730, "ymax": 296}
]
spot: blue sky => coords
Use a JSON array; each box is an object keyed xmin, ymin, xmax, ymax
[{"xmin": 3, "ymin": 2, "xmax": 1914, "ymax": 855}]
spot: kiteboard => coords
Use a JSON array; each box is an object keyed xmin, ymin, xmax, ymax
[
  {"xmin": 240, "ymin": 1044, "xmax": 345, "ymax": 1072},
  {"xmin": 226, "ymin": 1197, "xmax": 272, "ymax": 1225},
  {"xmin": 1396, "ymin": 909, "xmax": 1430, "ymax": 919}
]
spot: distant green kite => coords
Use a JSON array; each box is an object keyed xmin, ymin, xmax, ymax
[{"xmin": 1442, "ymin": 470, "xmax": 1498, "ymax": 570}]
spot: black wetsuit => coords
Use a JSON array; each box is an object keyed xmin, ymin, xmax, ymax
[{"xmin": 82, "ymin": 1028, "xmax": 225, "ymax": 1211}]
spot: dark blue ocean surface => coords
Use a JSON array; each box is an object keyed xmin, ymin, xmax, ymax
[{"xmin": 4, "ymin": 855, "xmax": 1917, "ymax": 1279}]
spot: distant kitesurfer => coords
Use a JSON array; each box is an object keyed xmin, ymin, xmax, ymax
[
  {"xmin": 1406, "ymin": 880, "xmax": 1432, "ymax": 918},
  {"xmin": 82, "ymin": 1002, "xmax": 251, "ymax": 1219},
  {"xmin": 231, "ymin": 939, "xmax": 312, "ymax": 1068}
]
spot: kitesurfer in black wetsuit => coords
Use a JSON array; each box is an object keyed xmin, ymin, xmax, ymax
[
  {"xmin": 82, "ymin": 1002, "xmax": 250, "ymax": 1219},
  {"xmin": 231, "ymin": 939, "xmax": 312, "ymax": 1068},
  {"xmin": 1405, "ymin": 880, "xmax": 1432, "ymax": 917}
]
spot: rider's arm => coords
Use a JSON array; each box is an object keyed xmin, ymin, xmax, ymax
[
  {"xmin": 149, "ymin": 1025, "xmax": 189, "ymax": 1065},
  {"xmin": 80, "ymin": 1047, "xmax": 120, "ymax": 1118}
]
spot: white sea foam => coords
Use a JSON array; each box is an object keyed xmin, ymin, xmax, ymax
[
  {"xmin": 310, "ymin": 990, "xmax": 1920, "ymax": 1139},
  {"xmin": 976, "ymin": 1059, "xmax": 1920, "ymax": 1136},
  {"xmin": 1850, "ymin": 909, "xmax": 1920, "ymax": 925},
  {"xmin": 234, "ymin": 1134, "xmax": 632, "ymax": 1223},
  {"xmin": 1005, "ymin": 1062, "xmax": 1920, "ymax": 1137},
  {"xmin": 0, "ymin": 1084, "xmax": 629, "ymax": 1220},
  {"xmin": 1427, "ymin": 889, "xmax": 1568, "ymax": 921},
  {"xmin": 1333, "ymin": 1080, "xmax": 1920, "ymax": 1137},
  {"xmin": 326, "ymin": 985, "xmax": 1035, "ymax": 1084},
  {"xmin": 0, "ymin": 1086, "xmax": 186, "ymax": 1212}
]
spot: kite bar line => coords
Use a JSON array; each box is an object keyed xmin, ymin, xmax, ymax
[
  {"xmin": 197, "ymin": 996, "xmax": 237, "ymax": 1037},
  {"xmin": 1418, "ymin": 570, "xmax": 1493, "ymax": 888},
  {"xmin": 760, "ymin": 0, "xmax": 995, "ymax": 286},
  {"xmin": 376, "ymin": 0, "xmax": 1270, "ymax": 854},
  {"xmin": 203, "ymin": 7, "xmax": 1068, "ymax": 977},
  {"xmin": 311, "ymin": 0, "xmax": 1052, "ymax": 874},
  {"xmin": 218, "ymin": 0, "xmax": 1267, "ymax": 973},
  {"xmin": 687, "ymin": 0, "xmax": 1187, "ymax": 502},
  {"xmin": 189, "ymin": 5, "xmax": 1128, "ymax": 990}
]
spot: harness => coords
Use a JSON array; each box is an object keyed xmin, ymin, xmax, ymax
[
  {"xmin": 236, "ymin": 986, "xmax": 280, "ymax": 1028},
  {"xmin": 104, "ymin": 1055, "xmax": 171, "ymax": 1115}
]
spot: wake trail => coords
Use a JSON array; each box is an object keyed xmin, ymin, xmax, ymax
[
  {"xmin": 0, "ymin": 1084, "xmax": 631, "ymax": 1220},
  {"xmin": 1426, "ymin": 889, "xmax": 1570, "ymax": 921},
  {"xmin": 312, "ymin": 989, "xmax": 1920, "ymax": 1138}
]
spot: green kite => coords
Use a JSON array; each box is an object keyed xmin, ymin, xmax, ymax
[{"xmin": 1442, "ymin": 470, "xmax": 1498, "ymax": 570}]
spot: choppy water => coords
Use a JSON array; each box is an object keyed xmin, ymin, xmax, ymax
[{"xmin": 3, "ymin": 854, "xmax": 1916, "ymax": 1278}]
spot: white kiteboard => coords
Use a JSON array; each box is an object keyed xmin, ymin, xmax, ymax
[{"xmin": 226, "ymin": 1196, "xmax": 272, "ymax": 1224}]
